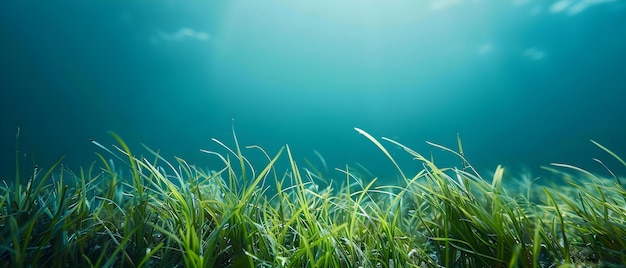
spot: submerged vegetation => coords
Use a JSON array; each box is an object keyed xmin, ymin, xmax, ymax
[{"xmin": 1, "ymin": 128, "xmax": 625, "ymax": 267}]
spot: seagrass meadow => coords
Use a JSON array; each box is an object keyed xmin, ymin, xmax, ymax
[
  {"xmin": 1, "ymin": 128, "xmax": 625, "ymax": 268},
  {"xmin": 3, "ymin": 2, "xmax": 626, "ymax": 267}
]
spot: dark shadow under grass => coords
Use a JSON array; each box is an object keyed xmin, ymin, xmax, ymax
[{"xmin": 1, "ymin": 129, "xmax": 625, "ymax": 267}]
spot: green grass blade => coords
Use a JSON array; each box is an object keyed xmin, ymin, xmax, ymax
[{"xmin": 354, "ymin": 127, "xmax": 406, "ymax": 180}]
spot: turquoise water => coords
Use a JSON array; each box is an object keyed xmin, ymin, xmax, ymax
[{"xmin": 1, "ymin": 1, "xmax": 625, "ymax": 182}]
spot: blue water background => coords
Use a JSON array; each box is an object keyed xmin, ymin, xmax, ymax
[{"xmin": 1, "ymin": 1, "xmax": 625, "ymax": 183}]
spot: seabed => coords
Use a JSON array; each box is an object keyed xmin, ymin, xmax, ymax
[{"xmin": 1, "ymin": 129, "xmax": 625, "ymax": 267}]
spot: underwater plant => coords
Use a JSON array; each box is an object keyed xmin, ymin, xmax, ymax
[{"xmin": 1, "ymin": 128, "xmax": 625, "ymax": 267}]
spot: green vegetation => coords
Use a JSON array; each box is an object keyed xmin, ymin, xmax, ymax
[{"xmin": 1, "ymin": 128, "xmax": 625, "ymax": 267}]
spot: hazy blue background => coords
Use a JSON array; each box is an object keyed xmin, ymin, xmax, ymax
[{"xmin": 1, "ymin": 0, "xmax": 625, "ymax": 183}]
